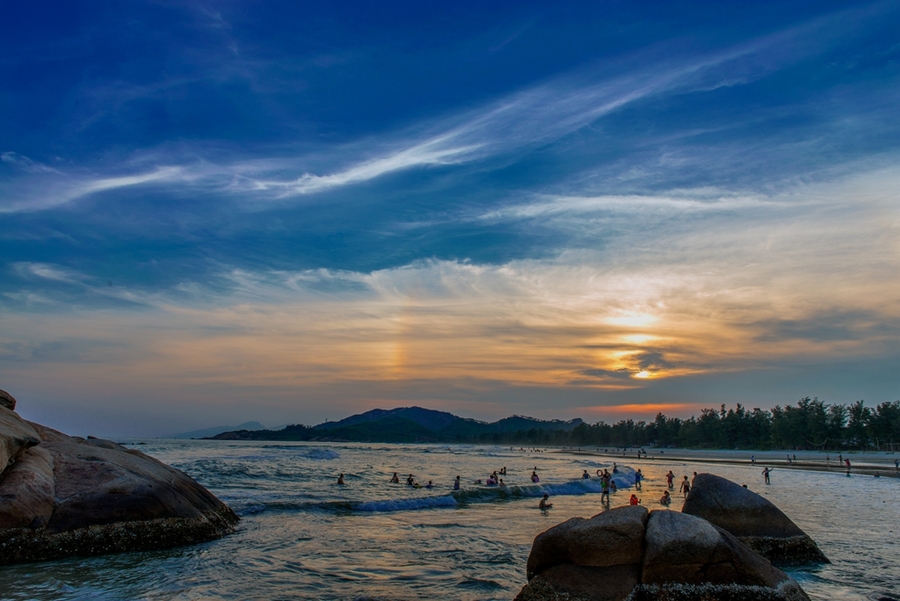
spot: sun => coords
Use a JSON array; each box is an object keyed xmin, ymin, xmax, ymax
[{"xmin": 634, "ymin": 370, "xmax": 651, "ymax": 379}]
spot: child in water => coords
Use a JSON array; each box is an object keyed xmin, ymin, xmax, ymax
[
  {"xmin": 629, "ymin": 494, "xmax": 640, "ymax": 505},
  {"xmin": 659, "ymin": 490, "xmax": 671, "ymax": 506},
  {"xmin": 539, "ymin": 494, "xmax": 552, "ymax": 509}
]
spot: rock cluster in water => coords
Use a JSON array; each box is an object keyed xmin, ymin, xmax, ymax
[
  {"xmin": 0, "ymin": 388, "xmax": 238, "ymax": 565},
  {"xmin": 682, "ymin": 473, "xmax": 829, "ymax": 564},
  {"xmin": 517, "ymin": 499, "xmax": 813, "ymax": 600}
]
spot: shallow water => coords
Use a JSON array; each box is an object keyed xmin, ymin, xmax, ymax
[{"xmin": 1, "ymin": 441, "xmax": 897, "ymax": 600}]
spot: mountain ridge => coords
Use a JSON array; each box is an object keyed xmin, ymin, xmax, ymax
[{"xmin": 208, "ymin": 406, "xmax": 583, "ymax": 443}]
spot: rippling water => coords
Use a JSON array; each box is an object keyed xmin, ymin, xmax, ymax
[{"xmin": 1, "ymin": 441, "xmax": 897, "ymax": 600}]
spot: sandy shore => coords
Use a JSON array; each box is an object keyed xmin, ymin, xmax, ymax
[{"xmin": 561, "ymin": 446, "xmax": 900, "ymax": 478}]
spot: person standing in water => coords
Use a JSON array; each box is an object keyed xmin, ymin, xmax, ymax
[
  {"xmin": 454, "ymin": 475, "xmax": 461, "ymax": 490},
  {"xmin": 582, "ymin": 470, "xmax": 591, "ymax": 479},
  {"xmin": 390, "ymin": 472, "xmax": 399, "ymax": 483},
  {"xmin": 666, "ymin": 471, "xmax": 675, "ymax": 489},
  {"xmin": 762, "ymin": 467, "xmax": 772, "ymax": 484},
  {"xmin": 634, "ymin": 469, "xmax": 643, "ymax": 491},
  {"xmin": 600, "ymin": 473, "xmax": 611, "ymax": 503},
  {"xmin": 337, "ymin": 473, "xmax": 345, "ymax": 485},
  {"xmin": 539, "ymin": 494, "xmax": 552, "ymax": 510},
  {"xmin": 679, "ymin": 475, "xmax": 691, "ymax": 497}
]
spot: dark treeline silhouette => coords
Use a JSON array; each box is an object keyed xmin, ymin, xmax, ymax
[{"xmin": 474, "ymin": 398, "xmax": 900, "ymax": 451}]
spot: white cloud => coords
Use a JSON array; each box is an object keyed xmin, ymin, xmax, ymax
[{"xmin": 0, "ymin": 165, "xmax": 187, "ymax": 213}]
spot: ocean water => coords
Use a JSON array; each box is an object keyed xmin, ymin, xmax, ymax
[{"xmin": 1, "ymin": 441, "xmax": 897, "ymax": 601}]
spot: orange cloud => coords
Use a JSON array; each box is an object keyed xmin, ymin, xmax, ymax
[{"xmin": 581, "ymin": 403, "xmax": 703, "ymax": 417}]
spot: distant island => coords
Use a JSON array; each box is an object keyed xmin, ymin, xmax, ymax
[
  {"xmin": 170, "ymin": 421, "xmax": 267, "ymax": 439},
  {"xmin": 207, "ymin": 397, "xmax": 899, "ymax": 451}
]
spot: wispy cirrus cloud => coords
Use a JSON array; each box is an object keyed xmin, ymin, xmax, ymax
[
  {"xmin": 0, "ymin": 164, "xmax": 186, "ymax": 213},
  {"xmin": 1, "ymin": 6, "xmax": 868, "ymax": 213}
]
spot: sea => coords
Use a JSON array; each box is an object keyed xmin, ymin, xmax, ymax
[{"xmin": 1, "ymin": 441, "xmax": 898, "ymax": 601}]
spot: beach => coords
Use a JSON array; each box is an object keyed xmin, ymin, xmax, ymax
[{"xmin": 564, "ymin": 447, "xmax": 900, "ymax": 478}]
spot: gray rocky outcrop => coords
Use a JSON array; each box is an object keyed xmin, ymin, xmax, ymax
[
  {"xmin": 0, "ymin": 394, "xmax": 238, "ymax": 564},
  {"xmin": 516, "ymin": 505, "xmax": 810, "ymax": 601},
  {"xmin": 682, "ymin": 473, "xmax": 828, "ymax": 564},
  {"xmin": 0, "ymin": 389, "xmax": 16, "ymax": 411}
]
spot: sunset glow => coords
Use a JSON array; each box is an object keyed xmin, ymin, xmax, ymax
[{"xmin": 2, "ymin": 3, "xmax": 899, "ymax": 436}]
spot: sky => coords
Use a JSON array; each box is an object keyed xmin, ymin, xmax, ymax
[{"xmin": 2, "ymin": 1, "xmax": 899, "ymax": 437}]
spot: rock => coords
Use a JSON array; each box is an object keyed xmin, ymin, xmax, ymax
[
  {"xmin": 516, "ymin": 507, "xmax": 810, "ymax": 601},
  {"xmin": 0, "ymin": 389, "xmax": 16, "ymax": 411},
  {"xmin": 642, "ymin": 511, "xmax": 791, "ymax": 589},
  {"xmin": 626, "ymin": 582, "xmax": 812, "ymax": 601},
  {"xmin": 0, "ymin": 420, "xmax": 238, "ymax": 564},
  {"xmin": 527, "ymin": 505, "xmax": 648, "ymax": 578},
  {"xmin": 682, "ymin": 473, "xmax": 828, "ymax": 564},
  {"xmin": 0, "ymin": 446, "xmax": 55, "ymax": 530},
  {"xmin": 0, "ymin": 406, "xmax": 41, "ymax": 471},
  {"xmin": 520, "ymin": 564, "xmax": 641, "ymax": 601}
]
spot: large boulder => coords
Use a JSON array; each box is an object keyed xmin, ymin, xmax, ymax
[
  {"xmin": 682, "ymin": 473, "xmax": 828, "ymax": 564},
  {"xmin": 527, "ymin": 505, "xmax": 648, "ymax": 578},
  {"xmin": 0, "ymin": 404, "xmax": 238, "ymax": 564},
  {"xmin": 642, "ymin": 511, "xmax": 799, "ymax": 592},
  {"xmin": 522, "ymin": 506, "xmax": 647, "ymax": 601},
  {"xmin": 516, "ymin": 506, "xmax": 810, "ymax": 601}
]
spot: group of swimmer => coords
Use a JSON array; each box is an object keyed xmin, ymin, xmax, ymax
[
  {"xmin": 341, "ymin": 463, "xmax": 728, "ymax": 512},
  {"xmin": 661, "ymin": 470, "xmax": 695, "ymax": 500},
  {"xmin": 485, "ymin": 467, "xmax": 508, "ymax": 486},
  {"xmin": 540, "ymin": 466, "xmax": 687, "ymax": 510},
  {"xmin": 385, "ymin": 472, "xmax": 442, "ymax": 489},
  {"xmin": 383, "ymin": 468, "xmax": 516, "ymax": 490}
]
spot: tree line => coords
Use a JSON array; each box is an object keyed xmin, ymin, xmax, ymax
[{"xmin": 473, "ymin": 398, "xmax": 900, "ymax": 451}]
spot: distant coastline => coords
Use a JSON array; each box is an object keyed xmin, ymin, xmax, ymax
[{"xmin": 204, "ymin": 399, "xmax": 900, "ymax": 461}]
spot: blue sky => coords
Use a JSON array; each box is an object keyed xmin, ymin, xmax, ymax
[{"xmin": 2, "ymin": 1, "xmax": 899, "ymax": 436}]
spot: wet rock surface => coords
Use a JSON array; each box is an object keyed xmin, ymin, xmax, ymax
[
  {"xmin": 682, "ymin": 473, "xmax": 829, "ymax": 564},
  {"xmin": 0, "ymin": 394, "xmax": 238, "ymax": 564}
]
